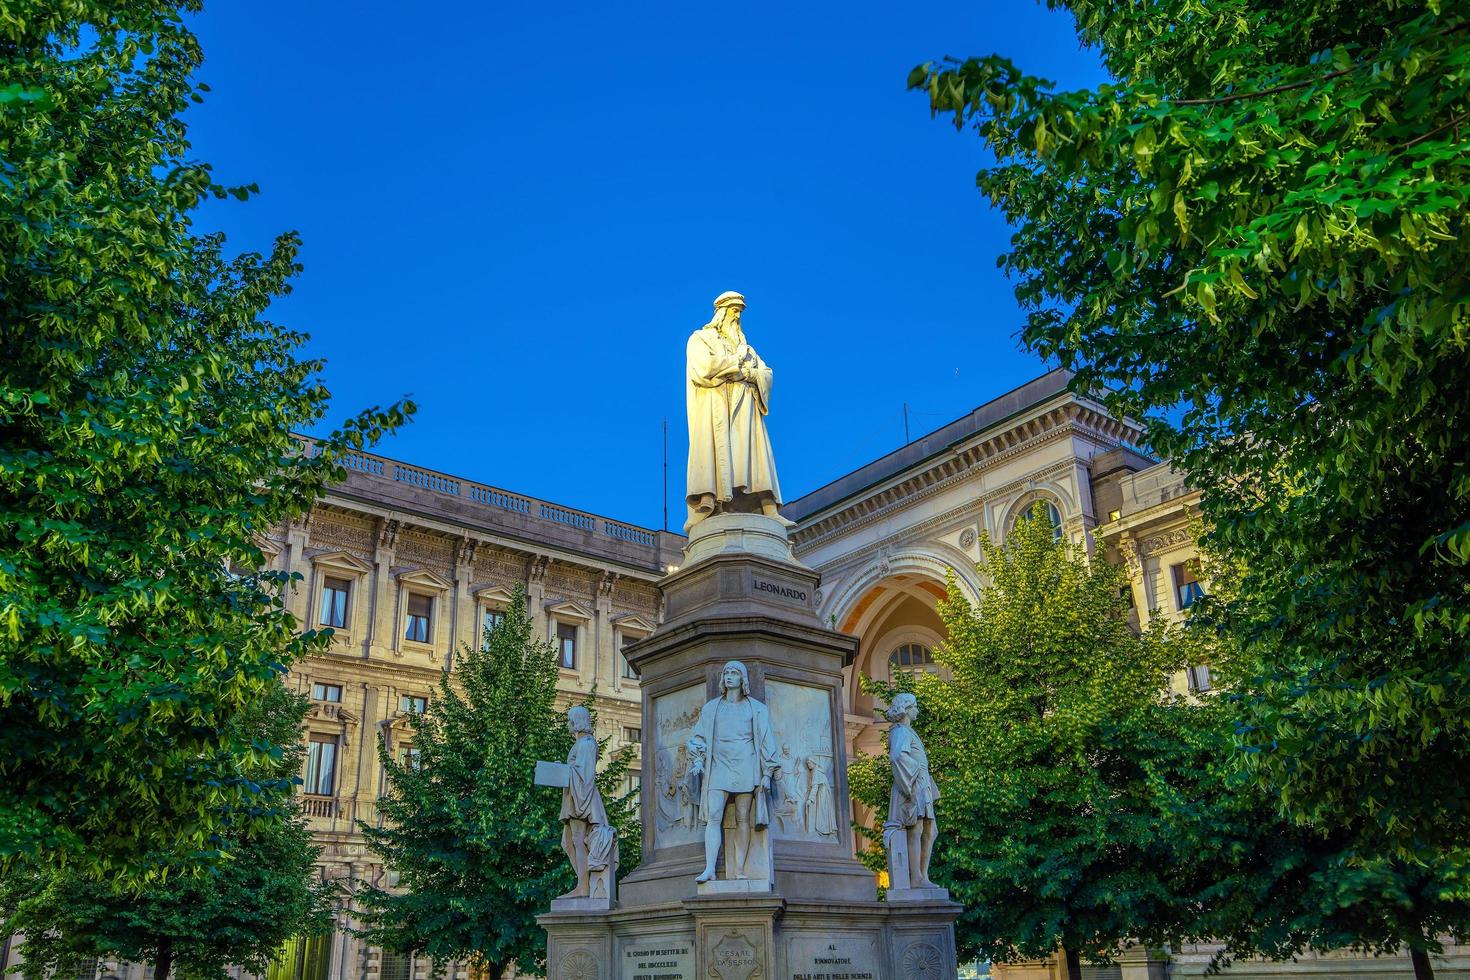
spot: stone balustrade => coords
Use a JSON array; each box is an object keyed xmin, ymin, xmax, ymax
[{"xmin": 294, "ymin": 436, "xmax": 678, "ymax": 567}]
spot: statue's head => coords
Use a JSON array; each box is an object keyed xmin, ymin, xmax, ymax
[
  {"xmin": 709, "ymin": 291, "xmax": 746, "ymax": 336},
  {"xmin": 884, "ymin": 692, "xmax": 919, "ymax": 724},
  {"xmin": 567, "ymin": 704, "xmax": 594, "ymax": 736},
  {"xmin": 720, "ymin": 660, "xmax": 750, "ymax": 697}
]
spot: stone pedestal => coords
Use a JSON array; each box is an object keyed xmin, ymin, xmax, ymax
[{"xmin": 541, "ymin": 515, "xmax": 961, "ymax": 979}]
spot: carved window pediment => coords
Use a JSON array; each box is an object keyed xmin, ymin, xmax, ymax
[
  {"xmin": 306, "ymin": 702, "xmax": 358, "ymax": 727},
  {"xmin": 395, "ymin": 567, "xmax": 452, "ymax": 592},
  {"xmin": 611, "ymin": 613, "xmax": 656, "ymax": 633},
  {"xmin": 309, "ymin": 549, "xmax": 374, "ymax": 575},
  {"xmin": 474, "ymin": 584, "xmax": 515, "ymax": 604},
  {"xmin": 545, "ymin": 598, "xmax": 593, "ymax": 621}
]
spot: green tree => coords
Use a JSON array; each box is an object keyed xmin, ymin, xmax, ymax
[
  {"xmin": 851, "ymin": 505, "xmax": 1199, "ymax": 972},
  {"xmin": 0, "ymin": 685, "xmax": 337, "ymax": 979},
  {"xmin": 1166, "ymin": 547, "xmax": 1470, "ymax": 979},
  {"xmin": 908, "ymin": 0, "xmax": 1469, "ymax": 867},
  {"xmin": 1, "ymin": 2, "xmax": 412, "ymax": 881},
  {"xmin": 357, "ymin": 592, "xmax": 639, "ymax": 980}
]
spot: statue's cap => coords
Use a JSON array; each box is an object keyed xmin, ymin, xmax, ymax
[{"xmin": 713, "ymin": 291, "xmax": 746, "ymax": 310}]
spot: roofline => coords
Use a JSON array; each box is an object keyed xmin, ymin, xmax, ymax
[{"xmin": 785, "ymin": 368, "xmax": 1115, "ymax": 522}]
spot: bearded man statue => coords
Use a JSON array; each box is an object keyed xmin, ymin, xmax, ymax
[{"xmin": 685, "ymin": 291, "xmax": 784, "ymax": 532}]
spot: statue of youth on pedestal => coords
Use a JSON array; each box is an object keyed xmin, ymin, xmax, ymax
[
  {"xmin": 685, "ymin": 291, "xmax": 783, "ymax": 532},
  {"xmin": 884, "ymin": 693, "xmax": 941, "ymax": 894},
  {"xmin": 687, "ymin": 660, "xmax": 779, "ymax": 883},
  {"xmin": 559, "ymin": 706, "xmax": 618, "ymax": 901}
]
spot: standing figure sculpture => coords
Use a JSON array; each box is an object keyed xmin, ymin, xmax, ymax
[
  {"xmin": 559, "ymin": 706, "xmax": 618, "ymax": 900},
  {"xmin": 685, "ymin": 291, "xmax": 783, "ymax": 532},
  {"xmin": 687, "ymin": 660, "xmax": 779, "ymax": 883},
  {"xmin": 803, "ymin": 756, "xmax": 837, "ymax": 837},
  {"xmin": 884, "ymin": 693, "xmax": 940, "ymax": 891}
]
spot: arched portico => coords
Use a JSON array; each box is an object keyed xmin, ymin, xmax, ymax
[{"xmin": 819, "ymin": 549, "xmax": 980, "ymax": 756}]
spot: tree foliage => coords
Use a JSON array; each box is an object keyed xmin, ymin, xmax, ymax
[
  {"xmin": 357, "ymin": 592, "xmax": 639, "ymax": 980},
  {"xmin": 910, "ymin": 0, "xmax": 1470, "ymax": 862},
  {"xmin": 852, "ymin": 506, "xmax": 1199, "ymax": 968},
  {"xmin": 0, "ymin": 685, "xmax": 337, "ymax": 980},
  {"xmin": 0, "ymin": 2, "xmax": 412, "ymax": 881},
  {"xmin": 1172, "ymin": 547, "xmax": 1470, "ymax": 978}
]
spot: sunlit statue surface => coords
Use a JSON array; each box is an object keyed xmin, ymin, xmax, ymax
[
  {"xmin": 687, "ymin": 660, "xmax": 779, "ymax": 883},
  {"xmin": 559, "ymin": 705, "xmax": 618, "ymax": 901},
  {"xmin": 883, "ymin": 692, "xmax": 941, "ymax": 893},
  {"xmin": 685, "ymin": 291, "xmax": 783, "ymax": 532}
]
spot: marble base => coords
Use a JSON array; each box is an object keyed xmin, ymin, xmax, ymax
[
  {"xmin": 541, "ymin": 892, "xmax": 962, "ymax": 980},
  {"xmin": 696, "ymin": 877, "xmax": 772, "ymax": 896},
  {"xmin": 551, "ymin": 895, "xmax": 615, "ymax": 912},
  {"xmin": 683, "ymin": 512, "xmax": 802, "ymax": 566},
  {"xmin": 887, "ymin": 884, "xmax": 951, "ymax": 903}
]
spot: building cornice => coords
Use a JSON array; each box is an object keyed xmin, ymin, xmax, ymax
[{"xmin": 793, "ymin": 406, "xmax": 1124, "ymax": 553}]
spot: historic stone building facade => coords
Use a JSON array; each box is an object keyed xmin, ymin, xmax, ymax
[
  {"xmin": 255, "ymin": 445, "xmax": 683, "ymax": 980},
  {"xmin": 7, "ymin": 369, "xmax": 1462, "ymax": 980}
]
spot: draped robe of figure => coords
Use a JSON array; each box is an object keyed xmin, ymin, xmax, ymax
[
  {"xmin": 688, "ymin": 693, "xmax": 780, "ymax": 829},
  {"xmin": 887, "ymin": 723, "xmax": 940, "ymax": 829},
  {"xmin": 685, "ymin": 324, "xmax": 781, "ymax": 531},
  {"xmin": 561, "ymin": 732, "xmax": 616, "ymax": 874},
  {"xmin": 804, "ymin": 760, "xmax": 837, "ymax": 837}
]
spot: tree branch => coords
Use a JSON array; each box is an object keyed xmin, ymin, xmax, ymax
[
  {"xmin": 1403, "ymin": 110, "xmax": 1470, "ymax": 148},
  {"xmin": 1171, "ymin": 67, "xmax": 1356, "ymax": 107}
]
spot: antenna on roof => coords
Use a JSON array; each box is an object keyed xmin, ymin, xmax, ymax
[
  {"xmin": 662, "ymin": 417, "xmax": 669, "ymax": 532},
  {"xmin": 903, "ymin": 403, "xmax": 910, "ymax": 446}
]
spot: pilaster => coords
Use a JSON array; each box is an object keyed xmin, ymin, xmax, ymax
[
  {"xmin": 450, "ymin": 537, "xmax": 476, "ymax": 669},
  {"xmin": 370, "ymin": 518, "xmax": 400, "ymax": 656},
  {"xmin": 593, "ymin": 570, "xmax": 615, "ymax": 692},
  {"xmin": 284, "ymin": 512, "xmax": 313, "ymax": 624},
  {"xmin": 528, "ymin": 554, "xmax": 550, "ymax": 639}
]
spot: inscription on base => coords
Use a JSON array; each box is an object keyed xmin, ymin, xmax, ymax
[
  {"xmin": 787, "ymin": 933, "xmax": 879, "ymax": 980},
  {"xmin": 621, "ymin": 939, "xmax": 694, "ymax": 980},
  {"xmin": 752, "ymin": 575, "xmax": 807, "ymax": 603}
]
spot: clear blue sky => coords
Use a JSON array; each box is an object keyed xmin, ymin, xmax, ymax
[{"xmin": 187, "ymin": 1, "xmax": 1106, "ymax": 530}]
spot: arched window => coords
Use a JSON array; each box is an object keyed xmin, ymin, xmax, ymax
[
  {"xmin": 1013, "ymin": 499, "xmax": 1063, "ymax": 543},
  {"xmin": 888, "ymin": 643, "xmax": 935, "ymax": 674}
]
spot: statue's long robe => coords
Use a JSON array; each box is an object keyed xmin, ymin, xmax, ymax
[
  {"xmin": 561, "ymin": 734, "xmax": 615, "ymax": 871},
  {"xmin": 686, "ymin": 326, "xmax": 781, "ymax": 530},
  {"xmin": 887, "ymin": 723, "xmax": 939, "ymax": 828},
  {"xmin": 689, "ymin": 695, "xmax": 779, "ymax": 829}
]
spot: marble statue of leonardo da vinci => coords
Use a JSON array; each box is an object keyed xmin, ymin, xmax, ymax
[{"xmin": 685, "ymin": 291, "xmax": 783, "ymax": 532}]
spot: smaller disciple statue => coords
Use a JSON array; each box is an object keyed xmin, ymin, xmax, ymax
[
  {"xmin": 559, "ymin": 705, "xmax": 619, "ymax": 901},
  {"xmin": 687, "ymin": 660, "xmax": 779, "ymax": 883},
  {"xmin": 884, "ymin": 693, "xmax": 940, "ymax": 892}
]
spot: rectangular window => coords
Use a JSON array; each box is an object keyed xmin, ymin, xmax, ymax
[
  {"xmin": 54, "ymin": 959, "xmax": 99, "ymax": 980},
  {"xmin": 319, "ymin": 576, "xmax": 350, "ymax": 629},
  {"xmin": 404, "ymin": 593, "xmax": 432, "ymax": 643},
  {"xmin": 379, "ymin": 951, "xmax": 413, "ymax": 980},
  {"xmin": 399, "ymin": 746, "xmax": 421, "ymax": 770},
  {"xmin": 620, "ymin": 634, "xmax": 639, "ymax": 680},
  {"xmin": 310, "ymin": 682, "xmax": 342, "ymax": 703},
  {"xmin": 1172, "ymin": 561, "xmax": 1205, "ymax": 610},
  {"xmin": 482, "ymin": 607, "xmax": 505, "ymax": 645},
  {"xmin": 557, "ymin": 621, "xmax": 577, "ymax": 670},
  {"xmin": 623, "ymin": 726, "xmax": 642, "ymax": 744},
  {"xmin": 400, "ymin": 694, "xmax": 427, "ymax": 715},
  {"xmin": 1187, "ymin": 664, "xmax": 1213, "ymax": 693},
  {"xmin": 304, "ymin": 738, "xmax": 338, "ymax": 796}
]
